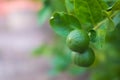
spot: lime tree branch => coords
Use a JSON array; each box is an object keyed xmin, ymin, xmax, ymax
[{"xmin": 93, "ymin": 11, "xmax": 119, "ymax": 30}]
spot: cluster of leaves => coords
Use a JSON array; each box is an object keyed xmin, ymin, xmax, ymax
[
  {"xmin": 50, "ymin": 0, "xmax": 116, "ymax": 48},
  {"xmin": 36, "ymin": 0, "xmax": 120, "ymax": 79},
  {"xmin": 49, "ymin": 0, "xmax": 120, "ymax": 79},
  {"xmin": 37, "ymin": 0, "xmax": 86, "ymax": 75}
]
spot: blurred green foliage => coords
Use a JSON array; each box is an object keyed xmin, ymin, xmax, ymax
[
  {"xmin": 38, "ymin": 0, "xmax": 66, "ymax": 25},
  {"xmin": 35, "ymin": 0, "xmax": 120, "ymax": 80}
]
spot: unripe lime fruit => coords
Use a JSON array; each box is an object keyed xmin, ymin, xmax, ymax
[
  {"xmin": 66, "ymin": 29, "xmax": 90, "ymax": 53},
  {"xmin": 72, "ymin": 48, "xmax": 95, "ymax": 67}
]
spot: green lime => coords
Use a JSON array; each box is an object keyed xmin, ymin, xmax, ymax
[
  {"xmin": 72, "ymin": 48, "xmax": 95, "ymax": 67},
  {"xmin": 66, "ymin": 29, "xmax": 90, "ymax": 53}
]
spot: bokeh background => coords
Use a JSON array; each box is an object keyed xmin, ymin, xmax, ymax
[{"xmin": 0, "ymin": 0, "xmax": 55, "ymax": 80}]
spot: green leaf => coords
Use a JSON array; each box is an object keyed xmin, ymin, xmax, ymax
[
  {"xmin": 38, "ymin": 6, "xmax": 51, "ymax": 25},
  {"xmin": 104, "ymin": 0, "xmax": 116, "ymax": 6},
  {"xmin": 50, "ymin": 0, "xmax": 66, "ymax": 12},
  {"xmin": 50, "ymin": 12, "xmax": 81, "ymax": 37},
  {"xmin": 113, "ymin": 12, "xmax": 120, "ymax": 26},
  {"xmin": 74, "ymin": 0, "xmax": 107, "ymax": 30},
  {"xmin": 106, "ymin": 18, "xmax": 115, "ymax": 32},
  {"xmin": 42, "ymin": 0, "xmax": 50, "ymax": 5},
  {"xmin": 65, "ymin": 0, "xmax": 75, "ymax": 14},
  {"xmin": 106, "ymin": 22, "xmax": 120, "ymax": 50},
  {"xmin": 103, "ymin": 11, "xmax": 115, "ymax": 32},
  {"xmin": 112, "ymin": 0, "xmax": 120, "ymax": 11},
  {"xmin": 97, "ymin": 0, "xmax": 108, "ymax": 10},
  {"xmin": 93, "ymin": 18, "xmax": 115, "ymax": 49},
  {"xmin": 94, "ymin": 18, "xmax": 115, "ymax": 49},
  {"xmin": 92, "ymin": 21, "xmax": 107, "ymax": 49}
]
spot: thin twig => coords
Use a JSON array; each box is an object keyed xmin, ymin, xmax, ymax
[{"xmin": 93, "ymin": 11, "xmax": 119, "ymax": 30}]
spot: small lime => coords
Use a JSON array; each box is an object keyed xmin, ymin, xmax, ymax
[
  {"xmin": 72, "ymin": 48, "xmax": 95, "ymax": 67},
  {"xmin": 66, "ymin": 29, "xmax": 90, "ymax": 53}
]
